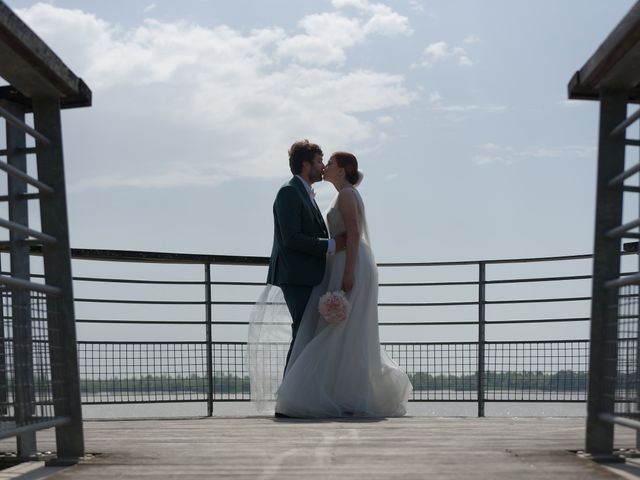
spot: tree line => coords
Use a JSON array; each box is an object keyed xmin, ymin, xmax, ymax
[{"xmin": 80, "ymin": 370, "xmax": 588, "ymax": 394}]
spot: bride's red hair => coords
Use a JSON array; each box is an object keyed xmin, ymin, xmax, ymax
[{"xmin": 332, "ymin": 152, "xmax": 359, "ymax": 185}]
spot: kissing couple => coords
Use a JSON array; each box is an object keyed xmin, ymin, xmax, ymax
[{"xmin": 248, "ymin": 139, "xmax": 412, "ymax": 419}]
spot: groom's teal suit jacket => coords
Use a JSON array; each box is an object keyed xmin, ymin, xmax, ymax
[{"xmin": 267, "ymin": 176, "xmax": 329, "ymax": 287}]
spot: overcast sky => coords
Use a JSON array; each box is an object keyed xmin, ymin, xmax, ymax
[
  {"xmin": 2, "ymin": 1, "xmax": 639, "ymax": 346},
  {"xmin": 4, "ymin": 0, "xmax": 636, "ymax": 264}
]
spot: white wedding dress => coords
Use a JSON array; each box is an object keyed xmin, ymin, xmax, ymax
[{"xmin": 248, "ymin": 187, "xmax": 412, "ymax": 418}]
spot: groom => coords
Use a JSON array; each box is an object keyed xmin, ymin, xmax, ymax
[{"xmin": 267, "ymin": 140, "xmax": 345, "ymax": 374}]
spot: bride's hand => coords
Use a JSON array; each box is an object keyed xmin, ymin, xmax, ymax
[{"xmin": 342, "ymin": 272, "xmax": 354, "ymax": 292}]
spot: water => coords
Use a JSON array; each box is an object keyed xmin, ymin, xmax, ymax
[{"xmin": 82, "ymin": 401, "xmax": 585, "ymax": 419}]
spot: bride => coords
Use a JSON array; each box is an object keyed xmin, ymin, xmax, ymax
[{"xmin": 266, "ymin": 151, "xmax": 413, "ymax": 418}]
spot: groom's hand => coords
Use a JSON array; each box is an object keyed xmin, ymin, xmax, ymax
[{"xmin": 334, "ymin": 233, "xmax": 347, "ymax": 252}]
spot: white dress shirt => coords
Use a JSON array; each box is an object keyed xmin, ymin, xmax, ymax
[{"xmin": 295, "ymin": 175, "xmax": 336, "ymax": 255}]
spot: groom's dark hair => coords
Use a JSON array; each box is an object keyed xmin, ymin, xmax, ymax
[{"xmin": 289, "ymin": 140, "xmax": 323, "ymax": 175}]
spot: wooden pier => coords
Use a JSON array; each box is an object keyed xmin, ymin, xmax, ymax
[{"xmin": 0, "ymin": 416, "xmax": 637, "ymax": 479}]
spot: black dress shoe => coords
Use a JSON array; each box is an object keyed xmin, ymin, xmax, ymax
[{"xmin": 274, "ymin": 412, "xmax": 292, "ymax": 418}]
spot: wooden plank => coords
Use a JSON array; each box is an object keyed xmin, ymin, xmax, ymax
[{"xmin": 0, "ymin": 417, "xmax": 633, "ymax": 479}]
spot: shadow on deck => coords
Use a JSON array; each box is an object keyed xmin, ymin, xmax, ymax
[{"xmin": 0, "ymin": 417, "xmax": 638, "ymax": 479}]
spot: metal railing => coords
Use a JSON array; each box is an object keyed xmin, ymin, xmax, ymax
[
  {"xmin": 586, "ymin": 96, "xmax": 640, "ymax": 457},
  {"xmin": 11, "ymin": 247, "xmax": 620, "ymax": 418},
  {"xmin": 0, "ymin": 99, "xmax": 84, "ymax": 462}
]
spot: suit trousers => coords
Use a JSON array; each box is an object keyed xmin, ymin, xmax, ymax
[{"xmin": 280, "ymin": 284, "xmax": 313, "ymax": 371}]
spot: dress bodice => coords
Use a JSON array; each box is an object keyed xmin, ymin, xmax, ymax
[
  {"xmin": 325, "ymin": 187, "xmax": 366, "ymax": 239},
  {"xmin": 326, "ymin": 201, "xmax": 346, "ymax": 237}
]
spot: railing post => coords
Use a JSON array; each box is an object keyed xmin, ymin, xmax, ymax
[
  {"xmin": 4, "ymin": 100, "xmax": 36, "ymax": 457},
  {"xmin": 586, "ymin": 91, "xmax": 627, "ymax": 457},
  {"xmin": 637, "ymin": 223, "xmax": 640, "ymax": 450},
  {"xmin": 478, "ymin": 261, "xmax": 486, "ymax": 418},
  {"xmin": 32, "ymin": 97, "xmax": 84, "ymax": 463},
  {"xmin": 0, "ymin": 255, "xmax": 6, "ymax": 417},
  {"xmin": 205, "ymin": 263, "xmax": 213, "ymax": 417}
]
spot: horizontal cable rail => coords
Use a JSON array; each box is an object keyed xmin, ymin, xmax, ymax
[
  {"xmin": 607, "ymin": 218, "xmax": 640, "ymax": 239},
  {"xmin": 74, "ymin": 297, "xmax": 206, "ymax": 305},
  {"xmin": 610, "ymin": 107, "xmax": 640, "ymax": 137},
  {"xmin": 486, "ymin": 296, "xmax": 590, "ymax": 304},
  {"xmin": 0, "ymin": 192, "xmax": 42, "ymax": 202},
  {"xmin": 608, "ymin": 162, "xmax": 640, "ymax": 187},
  {"xmin": 0, "ymin": 246, "xmax": 621, "ymax": 415},
  {"xmin": 0, "ymin": 106, "xmax": 50, "ymax": 145},
  {"xmin": 0, "ymin": 147, "xmax": 38, "ymax": 156},
  {"xmin": 25, "ymin": 275, "xmax": 597, "ymax": 287},
  {"xmin": 599, "ymin": 413, "xmax": 640, "ymax": 431},
  {"xmin": 605, "ymin": 272, "xmax": 640, "ymax": 289},
  {"xmin": 0, "ymin": 160, "xmax": 53, "ymax": 194},
  {"xmin": 23, "ymin": 272, "xmax": 205, "ymax": 285},
  {"xmin": 7, "ymin": 246, "xmax": 599, "ymax": 267},
  {"xmin": 0, "ymin": 218, "xmax": 56, "ymax": 244},
  {"xmin": 380, "ymin": 280, "xmax": 479, "ymax": 286},
  {"xmin": 0, "ymin": 239, "xmax": 46, "ymax": 248},
  {"xmin": 5, "ymin": 249, "xmax": 617, "ymax": 326},
  {"xmin": 74, "ymin": 296, "xmax": 589, "ymax": 308},
  {"xmin": 76, "ymin": 318, "xmax": 206, "ymax": 325},
  {"xmin": 73, "ymin": 316, "xmax": 590, "ymax": 327},
  {"xmin": 379, "ymin": 253, "xmax": 595, "ymax": 266},
  {"xmin": 0, "ymin": 274, "xmax": 61, "ymax": 295},
  {"xmin": 485, "ymin": 317, "xmax": 589, "ymax": 325},
  {"xmin": 486, "ymin": 274, "xmax": 592, "ymax": 284},
  {"xmin": 0, "ymin": 418, "xmax": 71, "ymax": 442}
]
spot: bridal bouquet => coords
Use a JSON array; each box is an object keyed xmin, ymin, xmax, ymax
[{"xmin": 318, "ymin": 290, "xmax": 351, "ymax": 324}]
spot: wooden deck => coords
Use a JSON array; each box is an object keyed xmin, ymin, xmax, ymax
[{"xmin": 0, "ymin": 416, "xmax": 639, "ymax": 479}]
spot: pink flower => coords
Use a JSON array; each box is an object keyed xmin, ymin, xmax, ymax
[{"xmin": 318, "ymin": 290, "xmax": 351, "ymax": 324}]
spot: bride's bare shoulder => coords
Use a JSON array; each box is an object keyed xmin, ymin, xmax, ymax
[
  {"xmin": 337, "ymin": 188, "xmax": 359, "ymax": 215},
  {"xmin": 337, "ymin": 187, "xmax": 357, "ymax": 202},
  {"xmin": 337, "ymin": 186, "xmax": 357, "ymax": 197}
]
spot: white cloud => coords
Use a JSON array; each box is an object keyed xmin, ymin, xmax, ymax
[
  {"xmin": 434, "ymin": 104, "xmax": 508, "ymax": 113},
  {"xmin": 428, "ymin": 91, "xmax": 442, "ymax": 104},
  {"xmin": 414, "ymin": 40, "xmax": 475, "ymax": 67},
  {"xmin": 457, "ymin": 52, "xmax": 474, "ymax": 66},
  {"xmin": 144, "ymin": 3, "xmax": 157, "ymax": 13},
  {"xmin": 361, "ymin": 3, "xmax": 413, "ymax": 36},
  {"xmin": 331, "ymin": 0, "xmax": 413, "ymax": 35},
  {"xmin": 75, "ymin": 168, "xmax": 233, "ymax": 190},
  {"xmin": 473, "ymin": 143, "xmax": 596, "ymax": 166},
  {"xmin": 277, "ymin": 1, "xmax": 412, "ymax": 65},
  {"xmin": 420, "ymin": 41, "xmax": 448, "ymax": 65},
  {"xmin": 377, "ymin": 115, "xmax": 394, "ymax": 124},
  {"xmin": 332, "ymin": 0, "xmax": 369, "ymax": 9},
  {"xmin": 463, "ymin": 34, "xmax": 480, "ymax": 44},
  {"xmin": 384, "ymin": 173, "xmax": 399, "ymax": 181},
  {"xmin": 409, "ymin": 1, "xmax": 424, "ymax": 13},
  {"xmin": 559, "ymin": 99, "xmax": 587, "ymax": 108},
  {"xmin": 16, "ymin": 2, "xmax": 415, "ymax": 189},
  {"xmin": 276, "ymin": 13, "xmax": 363, "ymax": 65},
  {"xmin": 426, "ymin": 92, "xmax": 506, "ymax": 114}
]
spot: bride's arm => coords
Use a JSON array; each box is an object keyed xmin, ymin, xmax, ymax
[{"xmin": 338, "ymin": 189, "xmax": 360, "ymax": 292}]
